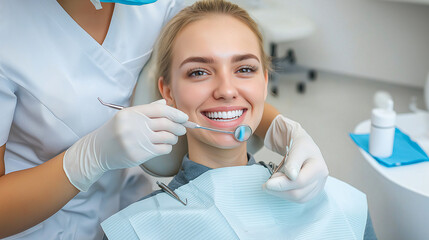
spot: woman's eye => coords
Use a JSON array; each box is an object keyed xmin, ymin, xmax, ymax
[
  {"xmin": 189, "ymin": 70, "xmax": 208, "ymax": 77},
  {"xmin": 237, "ymin": 66, "xmax": 256, "ymax": 74}
]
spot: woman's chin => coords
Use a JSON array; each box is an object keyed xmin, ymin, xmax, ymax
[{"xmin": 204, "ymin": 134, "xmax": 243, "ymax": 149}]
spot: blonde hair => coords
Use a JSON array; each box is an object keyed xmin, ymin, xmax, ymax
[{"xmin": 155, "ymin": 0, "xmax": 271, "ymax": 85}]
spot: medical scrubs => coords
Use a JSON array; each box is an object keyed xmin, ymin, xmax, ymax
[
  {"xmin": 0, "ymin": 0, "xmax": 184, "ymax": 239},
  {"xmin": 141, "ymin": 154, "xmax": 378, "ymax": 240}
]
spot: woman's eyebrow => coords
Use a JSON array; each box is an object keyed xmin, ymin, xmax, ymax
[
  {"xmin": 180, "ymin": 56, "xmax": 214, "ymax": 67},
  {"xmin": 231, "ymin": 54, "xmax": 260, "ymax": 63},
  {"xmin": 179, "ymin": 54, "xmax": 259, "ymax": 67}
]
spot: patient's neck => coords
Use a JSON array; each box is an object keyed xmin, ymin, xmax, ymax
[{"xmin": 187, "ymin": 136, "xmax": 248, "ymax": 169}]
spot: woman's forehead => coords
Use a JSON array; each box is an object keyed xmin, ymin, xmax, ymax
[{"xmin": 172, "ymin": 15, "xmax": 261, "ymax": 64}]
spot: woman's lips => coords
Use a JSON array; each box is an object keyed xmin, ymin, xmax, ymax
[{"xmin": 200, "ymin": 107, "xmax": 248, "ymax": 130}]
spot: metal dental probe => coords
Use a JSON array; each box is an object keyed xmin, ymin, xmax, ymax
[{"xmin": 270, "ymin": 139, "xmax": 293, "ymax": 178}]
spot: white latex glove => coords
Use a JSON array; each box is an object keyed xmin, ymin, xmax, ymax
[
  {"xmin": 262, "ymin": 115, "xmax": 329, "ymax": 203},
  {"xmin": 63, "ymin": 99, "xmax": 188, "ymax": 192}
]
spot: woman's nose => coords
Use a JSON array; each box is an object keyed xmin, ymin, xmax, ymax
[{"xmin": 213, "ymin": 73, "xmax": 238, "ymax": 101}]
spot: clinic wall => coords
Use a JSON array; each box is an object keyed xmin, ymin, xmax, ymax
[{"xmin": 267, "ymin": 0, "xmax": 429, "ymax": 88}]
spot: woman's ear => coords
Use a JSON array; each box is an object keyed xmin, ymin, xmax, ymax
[
  {"xmin": 158, "ymin": 77, "xmax": 176, "ymax": 107},
  {"xmin": 263, "ymin": 70, "xmax": 269, "ymax": 100}
]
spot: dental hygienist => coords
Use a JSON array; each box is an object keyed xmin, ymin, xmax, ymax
[{"xmin": 0, "ymin": 0, "xmax": 328, "ymax": 239}]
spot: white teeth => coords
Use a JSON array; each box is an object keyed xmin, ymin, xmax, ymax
[{"xmin": 203, "ymin": 109, "xmax": 245, "ymax": 121}]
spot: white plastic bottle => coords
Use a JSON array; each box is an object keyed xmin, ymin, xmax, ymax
[{"xmin": 369, "ymin": 100, "xmax": 396, "ymax": 158}]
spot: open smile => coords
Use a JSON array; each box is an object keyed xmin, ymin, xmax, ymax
[
  {"xmin": 202, "ymin": 109, "xmax": 246, "ymax": 121},
  {"xmin": 200, "ymin": 107, "xmax": 248, "ymax": 129}
]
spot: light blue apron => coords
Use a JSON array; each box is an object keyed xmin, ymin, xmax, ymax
[{"xmin": 102, "ymin": 165, "xmax": 368, "ymax": 240}]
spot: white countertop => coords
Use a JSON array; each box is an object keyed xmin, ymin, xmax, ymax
[{"xmin": 354, "ymin": 112, "xmax": 429, "ymax": 198}]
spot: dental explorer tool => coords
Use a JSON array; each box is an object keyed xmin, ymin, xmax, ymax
[
  {"xmin": 270, "ymin": 139, "xmax": 293, "ymax": 178},
  {"xmin": 98, "ymin": 98, "xmax": 253, "ymax": 142},
  {"xmin": 156, "ymin": 181, "xmax": 188, "ymax": 206}
]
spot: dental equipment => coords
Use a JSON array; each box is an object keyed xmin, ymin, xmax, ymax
[
  {"xmin": 156, "ymin": 181, "xmax": 187, "ymax": 206},
  {"xmin": 98, "ymin": 98, "xmax": 253, "ymax": 142},
  {"xmin": 97, "ymin": 97, "xmax": 124, "ymax": 110},
  {"xmin": 270, "ymin": 139, "xmax": 293, "ymax": 178},
  {"xmin": 182, "ymin": 121, "xmax": 252, "ymax": 142}
]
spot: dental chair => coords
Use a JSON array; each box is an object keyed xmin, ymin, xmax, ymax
[
  {"xmin": 247, "ymin": 6, "xmax": 317, "ymax": 95},
  {"xmin": 132, "ymin": 55, "xmax": 264, "ymax": 187}
]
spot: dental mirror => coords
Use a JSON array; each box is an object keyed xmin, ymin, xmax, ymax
[
  {"xmin": 183, "ymin": 121, "xmax": 252, "ymax": 142},
  {"xmin": 98, "ymin": 98, "xmax": 253, "ymax": 142},
  {"xmin": 233, "ymin": 124, "xmax": 253, "ymax": 142}
]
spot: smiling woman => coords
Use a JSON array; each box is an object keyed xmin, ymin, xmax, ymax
[{"xmin": 157, "ymin": 12, "xmax": 268, "ymax": 168}]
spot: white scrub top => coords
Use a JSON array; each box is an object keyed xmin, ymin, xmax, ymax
[{"xmin": 0, "ymin": 0, "xmax": 184, "ymax": 239}]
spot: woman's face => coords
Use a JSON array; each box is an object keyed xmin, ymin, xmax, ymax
[{"xmin": 160, "ymin": 14, "xmax": 268, "ymax": 149}]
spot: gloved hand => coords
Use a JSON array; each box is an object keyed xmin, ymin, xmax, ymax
[
  {"xmin": 63, "ymin": 99, "xmax": 188, "ymax": 192},
  {"xmin": 262, "ymin": 115, "xmax": 329, "ymax": 203}
]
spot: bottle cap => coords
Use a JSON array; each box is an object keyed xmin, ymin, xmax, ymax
[{"xmin": 371, "ymin": 100, "xmax": 396, "ymax": 127}]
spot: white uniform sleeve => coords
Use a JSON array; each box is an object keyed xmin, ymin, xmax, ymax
[
  {"xmin": 163, "ymin": 0, "xmax": 186, "ymax": 24},
  {"xmin": 0, "ymin": 67, "xmax": 17, "ymax": 146}
]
